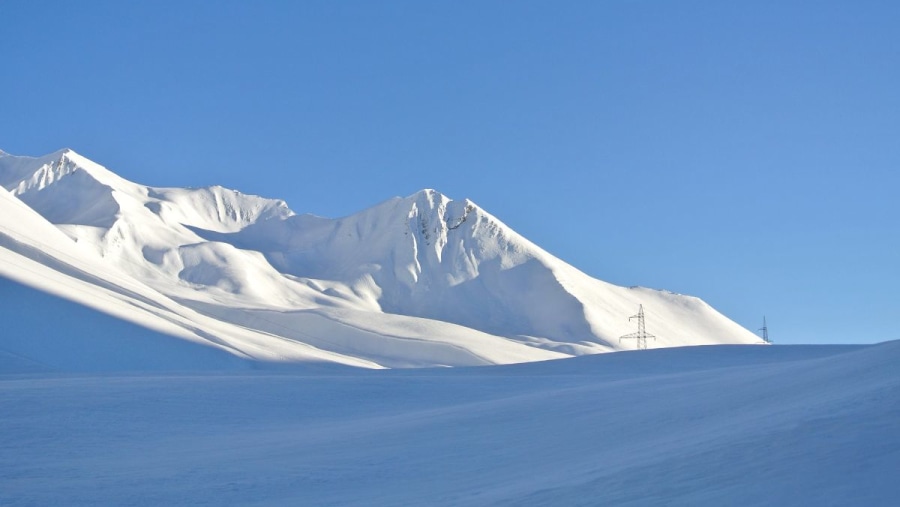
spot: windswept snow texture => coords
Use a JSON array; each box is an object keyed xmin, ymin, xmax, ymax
[
  {"xmin": 1, "ymin": 343, "xmax": 898, "ymax": 505},
  {"xmin": 0, "ymin": 148, "xmax": 762, "ymax": 369}
]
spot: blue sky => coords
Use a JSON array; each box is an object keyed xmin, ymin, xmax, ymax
[{"xmin": 2, "ymin": 1, "xmax": 898, "ymax": 344}]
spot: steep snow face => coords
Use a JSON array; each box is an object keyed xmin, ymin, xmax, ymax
[
  {"xmin": 0, "ymin": 149, "xmax": 122, "ymax": 228},
  {"xmin": 146, "ymin": 186, "xmax": 293, "ymax": 233},
  {"xmin": 222, "ymin": 189, "xmax": 601, "ymax": 348},
  {"xmin": 0, "ymin": 148, "xmax": 763, "ymax": 369}
]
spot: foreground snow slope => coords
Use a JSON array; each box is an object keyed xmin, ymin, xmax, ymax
[
  {"xmin": 0, "ymin": 148, "xmax": 762, "ymax": 368},
  {"xmin": 1, "ymin": 341, "xmax": 896, "ymax": 506}
]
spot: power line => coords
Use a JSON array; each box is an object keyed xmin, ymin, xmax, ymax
[
  {"xmin": 619, "ymin": 304, "xmax": 656, "ymax": 350},
  {"xmin": 759, "ymin": 316, "xmax": 771, "ymax": 343}
]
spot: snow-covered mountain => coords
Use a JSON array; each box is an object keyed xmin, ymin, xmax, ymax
[{"xmin": 0, "ymin": 148, "xmax": 764, "ymax": 369}]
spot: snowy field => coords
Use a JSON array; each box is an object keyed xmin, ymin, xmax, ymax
[{"xmin": 2, "ymin": 341, "xmax": 898, "ymax": 506}]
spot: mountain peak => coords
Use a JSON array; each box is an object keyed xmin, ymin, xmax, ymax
[
  {"xmin": 25, "ymin": 148, "xmax": 124, "ymax": 189},
  {"xmin": 408, "ymin": 188, "xmax": 450, "ymax": 207},
  {"xmin": 405, "ymin": 188, "xmax": 481, "ymax": 216},
  {"xmin": 30, "ymin": 147, "xmax": 78, "ymax": 165}
]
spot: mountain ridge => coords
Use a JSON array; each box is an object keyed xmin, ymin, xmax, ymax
[{"xmin": 0, "ymin": 148, "xmax": 764, "ymax": 369}]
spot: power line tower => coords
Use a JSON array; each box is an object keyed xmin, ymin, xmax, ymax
[
  {"xmin": 759, "ymin": 316, "xmax": 771, "ymax": 343},
  {"xmin": 619, "ymin": 304, "xmax": 656, "ymax": 350}
]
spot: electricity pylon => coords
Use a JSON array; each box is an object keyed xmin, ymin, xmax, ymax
[
  {"xmin": 619, "ymin": 304, "xmax": 656, "ymax": 350},
  {"xmin": 759, "ymin": 316, "xmax": 770, "ymax": 343}
]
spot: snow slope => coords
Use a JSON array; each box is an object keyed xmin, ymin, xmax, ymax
[
  {"xmin": 0, "ymin": 149, "xmax": 763, "ymax": 369},
  {"xmin": 0, "ymin": 184, "xmax": 381, "ymax": 370},
  {"xmin": 1, "ymin": 341, "xmax": 896, "ymax": 505}
]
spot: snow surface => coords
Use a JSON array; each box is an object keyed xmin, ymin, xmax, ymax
[
  {"xmin": 1, "ymin": 342, "xmax": 897, "ymax": 505},
  {"xmin": 0, "ymin": 149, "xmax": 763, "ymax": 369},
  {"xmin": 0, "ymin": 149, "xmax": 896, "ymax": 505}
]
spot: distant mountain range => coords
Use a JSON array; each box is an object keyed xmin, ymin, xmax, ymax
[{"xmin": 0, "ymin": 148, "xmax": 763, "ymax": 370}]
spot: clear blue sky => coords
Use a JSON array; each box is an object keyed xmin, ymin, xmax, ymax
[{"xmin": 2, "ymin": 1, "xmax": 898, "ymax": 345}]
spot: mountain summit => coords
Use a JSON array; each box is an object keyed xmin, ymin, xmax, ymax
[{"xmin": 0, "ymin": 149, "xmax": 764, "ymax": 369}]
